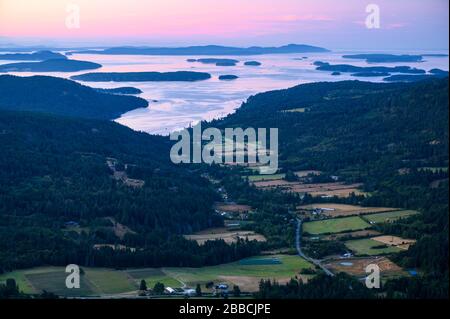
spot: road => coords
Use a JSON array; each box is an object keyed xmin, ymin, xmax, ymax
[{"xmin": 296, "ymin": 219, "xmax": 335, "ymax": 277}]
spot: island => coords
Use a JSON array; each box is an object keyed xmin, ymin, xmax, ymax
[
  {"xmin": 67, "ymin": 44, "xmax": 330, "ymax": 56},
  {"xmin": 188, "ymin": 58, "xmax": 239, "ymax": 66},
  {"xmin": 94, "ymin": 87, "xmax": 143, "ymax": 95},
  {"xmin": 219, "ymin": 75, "xmax": 239, "ymax": 80},
  {"xmin": 244, "ymin": 61, "xmax": 262, "ymax": 66},
  {"xmin": 383, "ymin": 73, "xmax": 449, "ymax": 82},
  {"xmin": 71, "ymin": 71, "xmax": 212, "ymax": 82},
  {"xmin": 331, "ymin": 72, "xmax": 341, "ymax": 76},
  {"xmin": 429, "ymin": 68, "xmax": 449, "ymax": 76},
  {"xmin": 0, "ymin": 59, "xmax": 102, "ymax": 72},
  {"xmin": 0, "ymin": 75, "xmax": 148, "ymax": 120},
  {"xmin": 313, "ymin": 61, "xmax": 426, "ymax": 74},
  {"xmin": 342, "ymin": 54, "xmax": 424, "ymax": 63},
  {"xmin": 351, "ymin": 71, "xmax": 391, "ymax": 77},
  {"xmin": 0, "ymin": 50, "xmax": 67, "ymax": 61}
]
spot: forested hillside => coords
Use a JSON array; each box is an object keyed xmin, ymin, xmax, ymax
[
  {"xmin": 0, "ymin": 111, "xmax": 261, "ymax": 272},
  {"xmin": 210, "ymin": 78, "xmax": 449, "ymax": 298},
  {"xmin": 0, "ymin": 75, "xmax": 147, "ymax": 120}
]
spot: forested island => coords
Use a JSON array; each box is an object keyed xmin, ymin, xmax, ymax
[
  {"xmin": 0, "ymin": 50, "xmax": 67, "ymax": 61},
  {"xmin": 314, "ymin": 61, "xmax": 426, "ymax": 74},
  {"xmin": 94, "ymin": 87, "xmax": 143, "ymax": 95},
  {"xmin": 342, "ymin": 54, "xmax": 424, "ymax": 63},
  {"xmin": 71, "ymin": 71, "xmax": 212, "ymax": 82},
  {"xmin": 0, "ymin": 59, "xmax": 101, "ymax": 72},
  {"xmin": 188, "ymin": 58, "xmax": 239, "ymax": 66},
  {"xmin": 0, "ymin": 75, "xmax": 147, "ymax": 119},
  {"xmin": 219, "ymin": 75, "xmax": 239, "ymax": 80}
]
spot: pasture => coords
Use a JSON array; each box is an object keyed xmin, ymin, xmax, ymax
[
  {"xmin": 297, "ymin": 203, "xmax": 399, "ymax": 217},
  {"xmin": 364, "ymin": 210, "xmax": 419, "ymax": 224},
  {"xmin": 344, "ymin": 238, "xmax": 403, "ymax": 256},
  {"xmin": 303, "ymin": 216, "xmax": 371, "ymax": 235}
]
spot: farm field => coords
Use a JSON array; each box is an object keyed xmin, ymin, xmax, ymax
[
  {"xmin": 324, "ymin": 257, "xmax": 408, "ymax": 279},
  {"xmin": 303, "ymin": 216, "xmax": 371, "ymax": 235},
  {"xmin": 364, "ymin": 210, "xmax": 420, "ymax": 224},
  {"xmin": 345, "ymin": 238, "xmax": 403, "ymax": 256},
  {"xmin": 0, "ymin": 267, "xmax": 137, "ymax": 296},
  {"xmin": 297, "ymin": 203, "xmax": 399, "ymax": 217},
  {"xmin": 0, "ymin": 255, "xmax": 312, "ymax": 295},
  {"xmin": 214, "ymin": 203, "xmax": 252, "ymax": 213},
  {"xmin": 371, "ymin": 236, "xmax": 416, "ymax": 250},
  {"xmin": 161, "ymin": 255, "xmax": 314, "ymax": 292},
  {"xmin": 184, "ymin": 227, "xmax": 266, "ymax": 245},
  {"xmin": 321, "ymin": 230, "xmax": 382, "ymax": 241},
  {"xmin": 246, "ymin": 174, "xmax": 285, "ymax": 182}
]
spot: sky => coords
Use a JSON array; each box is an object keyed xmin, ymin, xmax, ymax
[{"xmin": 0, "ymin": 0, "xmax": 448, "ymax": 50}]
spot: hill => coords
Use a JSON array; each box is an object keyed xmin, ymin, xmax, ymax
[
  {"xmin": 0, "ymin": 110, "xmax": 261, "ymax": 271},
  {"xmin": 67, "ymin": 44, "xmax": 329, "ymax": 56},
  {"xmin": 0, "ymin": 75, "xmax": 148, "ymax": 119}
]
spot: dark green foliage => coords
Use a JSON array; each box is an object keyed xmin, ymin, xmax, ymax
[{"xmin": 0, "ymin": 75, "xmax": 148, "ymax": 119}]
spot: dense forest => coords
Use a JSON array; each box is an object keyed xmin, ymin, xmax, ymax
[
  {"xmin": 0, "ymin": 110, "xmax": 262, "ymax": 272},
  {"xmin": 0, "ymin": 75, "xmax": 147, "ymax": 119}
]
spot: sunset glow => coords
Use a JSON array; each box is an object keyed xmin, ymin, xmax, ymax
[{"xmin": 0, "ymin": 0, "xmax": 448, "ymax": 49}]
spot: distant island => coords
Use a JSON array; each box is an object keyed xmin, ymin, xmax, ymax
[
  {"xmin": 342, "ymin": 54, "xmax": 424, "ymax": 63},
  {"xmin": 67, "ymin": 44, "xmax": 329, "ymax": 56},
  {"xmin": 219, "ymin": 75, "xmax": 239, "ymax": 80},
  {"xmin": 0, "ymin": 50, "xmax": 67, "ymax": 61},
  {"xmin": 71, "ymin": 71, "xmax": 212, "ymax": 82},
  {"xmin": 351, "ymin": 71, "xmax": 391, "ymax": 77},
  {"xmin": 0, "ymin": 75, "xmax": 148, "ymax": 119},
  {"xmin": 244, "ymin": 61, "xmax": 262, "ymax": 66},
  {"xmin": 383, "ymin": 72, "xmax": 449, "ymax": 82},
  {"xmin": 314, "ymin": 61, "xmax": 426, "ymax": 74},
  {"xmin": 188, "ymin": 58, "xmax": 239, "ymax": 66},
  {"xmin": 0, "ymin": 59, "xmax": 102, "ymax": 72},
  {"xmin": 94, "ymin": 87, "xmax": 143, "ymax": 95}
]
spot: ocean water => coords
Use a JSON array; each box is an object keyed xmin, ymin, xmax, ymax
[{"xmin": 1, "ymin": 50, "xmax": 448, "ymax": 135}]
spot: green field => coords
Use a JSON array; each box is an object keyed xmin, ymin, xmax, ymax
[
  {"xmin": 0, "ymin": 267, "xmax": 137, "ymax": 296},
  {"xmin": 247, "ymin": 174, "xmax": 285, "ymax": 182},
  {"xmin": 364, "ymin": 210, "xmax": 419, "ymax": 224},
  {"xmin": 126, "ymin": 268, "xmax": 182, "ymax": 288},
  {"xmin": 303, "ymin": 216, "xmax": 371, "ymax": 235},
  {"xmin": 0, "ymin": 255, "xmax": 312, "ymax": 295},
  {"xmin": 161, "ymin": 255, "xmax": 313, "ymax": 289},
  {"xmin": 345, "ymin": 238, "xmax": 403, "ymax": 256}
]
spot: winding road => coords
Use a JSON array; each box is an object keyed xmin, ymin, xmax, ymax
[{"xmin": 296, "ymin": 219, "xmax": 335, "ymax": 277}]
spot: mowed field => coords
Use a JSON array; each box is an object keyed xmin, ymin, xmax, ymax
[
  {"xmin": 0, "ymin": 255, "xmax": 312, "ymax": 295},
  {"xmin": 297, "ymin": 203, "xmax": 399, "ymax": 217},
  {"xmin": 303, "ymin": 216, "xmax": 371, "ymax": 235},
  {"xmin": 184, "ymin": 227, "xmax": 266, "ymax": 245},
  {"xmin": 345, "ymin": 238, "xmax": 403, "ymax": 256},
  {"xmin": 0, "ymin": 267, "xmax": 137, "ymax": 296},
  {"xmin": 159, "ymin": 255, "xmax": 314, "ymax": 292},
  {"xmin": 363, "ymin": 210, "xmax": 419, "ymax": 224}
]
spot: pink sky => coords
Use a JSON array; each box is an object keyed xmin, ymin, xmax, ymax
[{"xmin": 0, "ymin": 0, "xmax": 448, "ymax": 49}]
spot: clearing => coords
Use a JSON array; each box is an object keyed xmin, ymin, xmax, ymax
[
  {"xmin": 344, "ymin": 238, "xmax": 403, "ymax": 256},
  {"xmin": 184, "ymin": 227, "xmax": 266, "ymax": 245},
  {"xmin": 363, "ymin": 210, "xmax": 419, "ymax": 224},
  {"xmin": 303, "ymin": 216, "xmax": 371, "ymax": 235}
]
